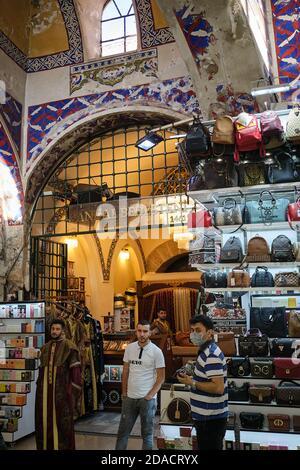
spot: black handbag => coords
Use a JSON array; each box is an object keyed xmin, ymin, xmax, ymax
[
  {"xmin": 240, "ymin": 412, "xmax": 264, "ymax": 430},
  {"xmin": 228, "ymin": 381, "xmax": 249, "ymax": 402},
  {"xmin": 250, "ymin": 307, "xmax": 287, "ymax": 337},
  {"xmin": 267, "ymin": 151, "xmax": 299, "ymax": 184},
  {"xmin": 270, "ymin": 338, "xmax": 298, "ymax": 358},
  {"xmin": 220, "ymin": 236, "xmax": 244, "ymax": 263},
  {"xmin": 227, "ymin": 357, "xmax": 251, "ymax": 377},
  {"xmin": 238, "ymin": 329, "xmax": 269, "ymax": 357},
  {"xmin": 250, "ymin": 358, "xmax": 274, "ymax": 378},
  {"xmin": 203, "ymin": 271, "xmax": 227, "ymax": 288},
  {"xmin": 250, "ymin": 266, "xmax": 274, "ymax": 288},
  {"xmin": 186, "ymin": 174, "xmax": 204, "ymax": 191},
  {"xmin": 202, "ymin": 158, "xmax": 238, "ymax": 189},
  {"xmin": 186, "ymin": 120, "xmax": 211, "ymax": 163},
  {"xmin": 275, "ymin": 380, "xmax": 300, "ymax": 406}
]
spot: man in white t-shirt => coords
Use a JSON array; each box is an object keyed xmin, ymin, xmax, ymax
[{"xmin": 115, "ymin": 319, "xmax": 165, "ymax": 450}]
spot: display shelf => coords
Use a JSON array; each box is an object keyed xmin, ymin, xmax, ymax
[
  {"xmin": 204, "ymin": 287, "xmax": 300, "ymax": 293},
  {"xmin": 192, "ymin": 262, "xmax": 300, "ymax": 270},
  {"xmin": 229, "ymin": 401, "xmax": 300, "ymax": 408}
]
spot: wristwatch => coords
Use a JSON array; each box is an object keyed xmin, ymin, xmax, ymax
[{"xmin": 191, "ymin": 380, "xmax": 197, "ymax": 391}]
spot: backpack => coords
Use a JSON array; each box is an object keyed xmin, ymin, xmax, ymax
[
  {"xmin": 271, "ymin": 235, "xmax": 295, "ymax": 262},
  {"xmin": 212, "ymin": 115, "xmax": 235, "ymax": 145},
  {"xmin": 250, "ymin": 267, "xmax": 274, "ymax": 288},
  {"xmin": 260, "ymin": 111, "xmax": 283, "ymax": 137},
  {"xmin": 246, "ymin": 236, "xmax": 270, "ymax": 262},
  {"xmin": 286, "ymin": 108, "xmax": 300, "ymax": 144},
  {"xmin": 185, "ymin": 120, "xmax": 211, "ymax": 163},
  {"xmin": 234, "ymin": 113, "xmax": 264, "ymax": 162},
  {"xmin": 220, "ymin": 236, "xmax": 244, "ymax": 263}
]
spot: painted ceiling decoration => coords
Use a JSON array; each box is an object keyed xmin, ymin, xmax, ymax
[
  {"xmin": 26, "ymin": 75, "xmax": 199, "ymax": 167},
  {"xmin": 136, "ymin": 0, "xmax": 174, "ymax": 47},
  {"xmin": 0, "ymin": 91, "xmax": 22, "ymax": 154},
  {"xmin": 271, "ymin": 0, "xmax": 300, "ymax": 101},
  {"xmin": 0, "ymin": 0, "xmax": 83, "ymax": 72}
]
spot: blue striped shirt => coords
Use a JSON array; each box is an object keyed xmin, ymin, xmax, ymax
[{"xmin": 191, "ymin": 341, "xmax": 228, "ymax": 421}]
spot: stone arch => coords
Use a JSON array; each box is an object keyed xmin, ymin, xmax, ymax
[
  {"xmin": 146, "ymin": 239, "xmax": 187, "ymax": 273},
  {"xmin": 25, "ymin": 105, "xmax": 191, "ymax": 210}
]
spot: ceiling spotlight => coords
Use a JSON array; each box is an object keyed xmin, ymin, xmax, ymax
[
  {"xmin": 251, "ymin": 84, "xmax": 291, "ymax": 97},
  {"xmin": 120, "ymin": 249, "xmax": 130, "ymax": 261},
  {"xmin": 135, "ymin": 132, "xmax": 164, "ymax": 151}
]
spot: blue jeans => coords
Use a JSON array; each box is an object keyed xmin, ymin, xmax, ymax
[{"xmin": 115, "ymin": 397, "xmax": 157, "ymax": 450}]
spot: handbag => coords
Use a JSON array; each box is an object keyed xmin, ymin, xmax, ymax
[
  {"xmin": 249, "ymin": 385, "xmax": 273, "ymax": 404},
  {"xmin": 186, "ymin": 119, "xmax": 211, "ymax": 162},
  {"xmin": 274, "ymin": 358, "xmax": 300, "ymax": 379},
  {"xmin": 189, "ymin": 234, "xmax": 220, "ymax": 265},
  {"xmin": 250, "ymin": 266, "xmax": 274, "ymax": 288},
  {"xmin": 267, "ymin": 414, "xmax": 290, "ymax": 432},
  {"xmin": 203, "ymin": 271, "xmax": 227, "ymax": 288},
  {"xmin": 288, "ymin": 311, "xmax": 300, "ymax": 338},
  {"xmin": 267, "ymin": 151, "xmax": 298, "ymax": 184},
  {"xmin": 244, "ymin": 190, "xmax": 289, "ymax": 224},
  {"xmin": 275, "ymin": 380, "xmax": 300, "ymax": 405},
  {"xmin": 246, "ymin": 236, "xmax": 270, "ymax": 262},
  {"xmin": 250, "ymin": 307, "xmax": 287, "ymax": 337},
  {"xmin": 238, "ymin": 329, "xmax": 269, "ymax": 357},
  {"xmin": 186, "ymin": 174, "xmax": 204, "ymax": 191},
  {"xmin": 228, "ymin": 381, "xmax": 249, "ymax": 402},
  {"xmin": 286, "ymin": 108, "xmax": 300, "ymax": 144},
  {"xmin": 213, "ymin": 198, "xmax": 243, "ymax": 226},
  {"xmin": 238, "ymin": 161, "xmax": 266, "ymax": 186},
  {"xmin": 288, "ymin": 197, "xmax": 300, "ymax": 223},
  {"xmin": 270, "ymin": 338, "xmax": 300, "ymax": 358},
  {"xmin": 271, "ymin": 235, "xmax": 295, "ymax": 262},
  {"xmin": 274, "ymin": 272, "xmax": 299, "ymax": 287},
  {"xmin": 293, "ymin": 415, "xmax": 300, "ymax": 432},
  {"xmin": 227, "ymin": 268, "xmax": 250, "ymax": 288},
  {"xmin": 203, "ymin": 159, "xmax": 238, "ymax": 189},
  {"xmin": 216, "ymin": 331, "xmax": 236, "ymax": 356},
  {"xmin": 212, "ymin": 115, "xmax": 235, "ymax": 145},
  {"xmin": 250, "ymin": 359, "xmax": 274, "ymax": 378},
  {"xmin": 167, "ymin": 397, "xmax": 192, "ymax": 424},
  {"xmin": 240, "ymin": 412, "xmax": 264, "ymax": 430},
  {"xmin": 227, "ymin": 357, "xmax": 251, "ymax": 377},
  {"xmin": 187, "ymin": 209, "xmax": 212, "ymax": 228}
]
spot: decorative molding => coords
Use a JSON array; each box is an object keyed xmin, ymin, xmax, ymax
[
  {"xmin": 0, "ymin": 92, "xmax": 22, "ymax": 154},
  {"xmin": 27, "ymin": 76, "xmax": 200, "ymax": 167},
  {"xmin": 271, "ymin": 0, "xmax": 300, "ymax": 100},
  {"xmin": 136, "ymin": 0, "xmax": 174, "ymax": 48},
  {"xmin": 0, "ymin": 0, "xmax": 83, "ymax": 73},
  {"xmin": 70, "ymin": 48, "xmax": 158, "ymax": 93},
  {"xmin": 92, "ymin": 233, "xmax": 119, "ymax": 281}
]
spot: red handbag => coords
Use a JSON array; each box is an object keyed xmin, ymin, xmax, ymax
[
  {"xmin": 187, "ymin": 210, "xmax": 212, "ymax": 228},
  {"xmin": 288, "ymin": 198, "xmax": 300, "ymax": 222},
  {"xmin": 274, "ymin": 358, "xmax": 300, "ymax": 379}
]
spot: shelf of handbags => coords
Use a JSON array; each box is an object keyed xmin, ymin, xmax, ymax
[{"xmin": 0, "ymin": 301, "xmax": 45, "ymax": 443}]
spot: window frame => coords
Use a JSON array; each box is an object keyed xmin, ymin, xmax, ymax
[{"xmin": 100, "ymin": 0, "xmax": 140, "ymax": 57}]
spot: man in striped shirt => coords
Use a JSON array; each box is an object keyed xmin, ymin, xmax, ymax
[{"xmin": 177, "ymin": 315, "xmax": 228, "ymax": 450}]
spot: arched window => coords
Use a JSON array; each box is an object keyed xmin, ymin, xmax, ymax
[{"xmin": 101, "ymin": 0, "xmax": 137, "ymax": 56}]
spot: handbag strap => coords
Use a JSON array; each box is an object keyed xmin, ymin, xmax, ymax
[
  {"xmin": 258, "ymin": 190, "xmax": 276, "ymax": 205},
  {"xmin": 278, "ymin": 379, "xmax": 300, "ymax": 387},
  {"xmin": 246, "ymin": 328, "xmax": 262, "ymax": 337}
]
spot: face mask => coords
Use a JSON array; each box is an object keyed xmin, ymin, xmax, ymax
[{"xmin": 190, "ymin": 332, "xmax": 207, "ymax": 347}]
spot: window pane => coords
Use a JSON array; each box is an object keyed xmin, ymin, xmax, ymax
[
  {"xmin": 102, "ymin": 1, "xmax": 120, "ymax": 20},
  {"xmin": 126, "ymin": 35, "xmax": 137, "ymax": 52},
  {"xmin": 125, "ymin": 15, "xmax": 137, "ymax": 36},
  {"xmin": 102, "ymin": 39, "xmax": 125, "ymax": 57},
  {"xmin": 102, "ymin": 18, "xmax": 124, "ymax": 41},
  {"xmin": 115, "ymin": 0, "xmax": 133, "ymax": 16}
]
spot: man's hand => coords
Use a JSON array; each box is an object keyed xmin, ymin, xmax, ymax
[
  {"xmin": 144, "ymin": 394, "xmax": 153, "ymax": 400},
  {"xmin": 177, "ymin": 373, "xmax": 193, "ymax": 386}
]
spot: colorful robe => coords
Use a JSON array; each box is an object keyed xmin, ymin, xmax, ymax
[{"xmin": 35, "ymin": 339, "xmax": 81, "ymax": 450}]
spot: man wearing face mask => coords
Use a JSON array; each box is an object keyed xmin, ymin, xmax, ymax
[{"xmin": 177, "ymin": 315, "xmax": 228, "ymax": 450}]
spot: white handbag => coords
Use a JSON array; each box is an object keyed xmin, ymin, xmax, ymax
[{"xmin": 286, "ymin": 108, "xmax": 300, "ymax": 143}]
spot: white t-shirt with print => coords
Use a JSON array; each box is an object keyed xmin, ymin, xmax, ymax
[{"xmin": 123, "ymin": 341, "xmax": 165, "ymax": 399}]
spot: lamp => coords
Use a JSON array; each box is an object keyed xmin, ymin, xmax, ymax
[
  {"xmin": 65, "ymin": 237, "xmax": 78, "ymax": 248},
  {"xmin": 120, "ymin": 249, "xmax": 130, "ymax": 261},
  {"xmin": 135, "ymin": 131, "xmax": 164, "ymax": 151},
  {"xmin": 251, "ymin": 83, "xmax": 291, "ymax": 97}
]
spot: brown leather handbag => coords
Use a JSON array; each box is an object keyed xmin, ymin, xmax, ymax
[
  {"xmin": 246, "ymin": 236, "xmax": 270, "ymax": 262},
  {"xmin": 216, "ymin": 332, "xmax": 236, "ymax": 356},
  {"xmin": 268, "ymin": 414, "xmax": 290, "ymax": 432},
  {"xmin": 212, "ymin": 115, "xmax": 235, "ymax": 145},
  {"xmin": 249, "ymin": 385, "xmax": 273, "ymax": 404},
  {"xmin": 274, "ymin": 272, "xmax": 299, "ymax": 287},
  {"xmin": 288, "ymin": 311, "xmax": 300, "ymax": 337},
  {"xmin": 227, "ymin": 268, "xmax": 250, "ymax": 288}
]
